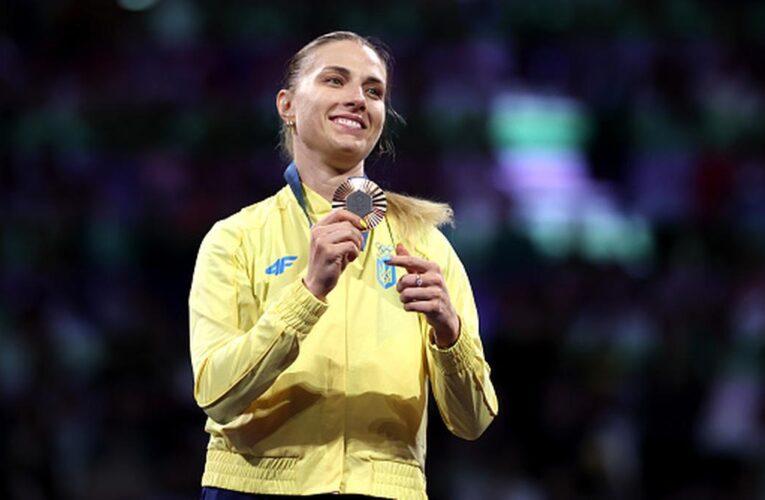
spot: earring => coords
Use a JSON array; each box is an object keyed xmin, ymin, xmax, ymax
[{"xmin": 286, "ymin": 119, "xmax": 295, "ymax": 129}]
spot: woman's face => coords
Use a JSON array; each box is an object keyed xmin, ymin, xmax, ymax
[{"xmin": 280, "ymin": 40, "xmax": 388, "ymax": 169}]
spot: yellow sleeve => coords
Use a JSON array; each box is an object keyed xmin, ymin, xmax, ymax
[
  {"xmin": 424, "ymin": 236, "xmax": 499, "ymax": 440},
  {"xmin": 189, "ymin": 220, "xmax": 327, "ymax": 424}
]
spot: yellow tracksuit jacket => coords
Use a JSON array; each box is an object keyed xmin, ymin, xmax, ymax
[{"xmin": 189, "ymin": 182, "xmax": 498, "ymax": 499}]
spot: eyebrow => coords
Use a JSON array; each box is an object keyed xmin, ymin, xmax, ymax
[{"xmin": 319, "ymin": 65, "xmax": 385, "ymax": 86}]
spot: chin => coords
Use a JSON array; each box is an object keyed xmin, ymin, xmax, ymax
[
  {"xmin": 329, "ymin": 143, "xmax": 370, "ymax": 168},
  {"xmin": 328, "ymin": 156, "xmax": 365, "ymax": 172}
]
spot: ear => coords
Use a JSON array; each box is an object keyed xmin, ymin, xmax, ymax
[{"xmin": 276, "ymin": 89, "xmax": 294, "ymax": 123}]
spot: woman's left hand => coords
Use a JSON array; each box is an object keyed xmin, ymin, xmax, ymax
[{"xmin": 387, "ymin": 243, "xmax": 460, "ymax": 348}]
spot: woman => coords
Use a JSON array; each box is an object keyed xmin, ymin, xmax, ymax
[{"xmin": 189, "ymin": 32, "xmax": 498, "ymax": 499}]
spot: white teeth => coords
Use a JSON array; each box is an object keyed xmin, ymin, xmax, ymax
[{"xmin": 334, "ymin": 117, "xmax": 362, "ymax": 129}]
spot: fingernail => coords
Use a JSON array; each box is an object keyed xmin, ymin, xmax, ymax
[{"xmin": 359, "ymin": 218, "xmax": 368, "ymax": 230}]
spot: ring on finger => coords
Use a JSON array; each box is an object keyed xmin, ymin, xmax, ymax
[{"xmin": 415, "ymin": 274, "xmax": 423, "ymax": 287}]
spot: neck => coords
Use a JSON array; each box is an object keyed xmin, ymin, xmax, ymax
[{"xmin": 292, "ymin": 151, "xmax": 365, "ymax": 202}]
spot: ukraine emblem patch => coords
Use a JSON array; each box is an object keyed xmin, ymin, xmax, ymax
[{"xmin": 375, "ymin": 243, "xmax": 397, "ymax": 289}]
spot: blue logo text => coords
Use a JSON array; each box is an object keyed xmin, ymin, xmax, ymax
[{"xmin": 266, "ymin": 256, "xmax": 298, "ymax": 276}]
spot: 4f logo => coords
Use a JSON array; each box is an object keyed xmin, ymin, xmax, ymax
[{"xmin": 266, "ymin": 256, "xmax": 297, "ymax": 276}]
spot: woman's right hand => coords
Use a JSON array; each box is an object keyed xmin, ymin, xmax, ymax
[{"xmin": 303, "ymin": 209, "xmax": 366, "ymax": 300}]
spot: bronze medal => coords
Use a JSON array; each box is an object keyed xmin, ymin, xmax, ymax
[{"xmin": 331, "ymin": 177, "xmax": 387, "ymax": 228}]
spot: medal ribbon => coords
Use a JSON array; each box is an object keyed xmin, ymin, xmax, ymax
[
  {"xmin": 284, "ymin": 162, "xmax": 314, "ymax": 227},
  {"xmin": 283, "ymin": 162, "xmax": 373, "ymax": 250}
]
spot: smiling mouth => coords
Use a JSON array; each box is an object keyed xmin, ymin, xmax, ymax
[{"xmin": 331, "ymin": 117, "xmax": 365, "ymax": 130}]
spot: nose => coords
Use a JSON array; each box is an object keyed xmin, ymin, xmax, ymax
[{"xmin": 343, "ymin": 84, "xmax": 366, "ymax": 111}]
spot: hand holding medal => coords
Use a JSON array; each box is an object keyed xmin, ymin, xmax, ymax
[{"xmin": 303, "ymin": 177, "xmax": 387, "ymax": 301}]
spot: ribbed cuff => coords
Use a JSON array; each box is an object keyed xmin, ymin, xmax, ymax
[
  {"xmin": 427, "ymin": 320, "xmax": 478, "ymax": 375},
  {"xmin": 272, "ymin": 279, "xmax": 328, "ymax": 337}
]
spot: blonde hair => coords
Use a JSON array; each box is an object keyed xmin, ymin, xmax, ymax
[
  {"xmin": 279, "ymin": 32, "xmax": 454, "ymax": 242},
  {"xmin": 387, "ymin": 191, "xmax": 454, "ymax": 246}
]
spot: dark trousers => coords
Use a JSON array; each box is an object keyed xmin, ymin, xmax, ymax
[{"xmin": 201, "ymin": 486, "xmax": 384, "ymax": 499}]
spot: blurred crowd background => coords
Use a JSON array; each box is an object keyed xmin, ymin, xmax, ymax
[{"xmin": 3, "ymin": 1, "xmax": 765, "ymax": 499}]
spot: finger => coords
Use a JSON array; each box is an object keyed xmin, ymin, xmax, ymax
[
  {"xmin": 403, "ymin": 299, "xmax": 441, "ymax": 314},
  {"xmin": 399, "ymin": 286, "xmax": 442, "ymax": 304},
  {"xmin": 323, "ymin": 223, "xmax": 364, "ymax": 248},
  {"xmin": 329, "ymin": 241, "xmax": 360, "ymax": 264},
  {"xmin": 396, "ymin": 271, "xmax": 444, "ymax": 292},
  {"xmin": 324, "ymin": 220, "xmax": 363, "ymax": 234},
  {"xmin": 315, "ymin": 209, "xmax": 366, "ymax": 230},
  {"xmin": 396, "ymin": 243, "xmax": 411, "ymax": 256},
  {"xmin": 386, "ymin": 255, "xmax": 439, "ymax": 274},
  {"xmin": 312, "ymin": 220, "xmax": 360, "ymax": 239}
]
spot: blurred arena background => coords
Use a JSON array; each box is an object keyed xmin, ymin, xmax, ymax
[{"xmin": 2, "ymin": 1, "xmax": 765, "ymax": 499}]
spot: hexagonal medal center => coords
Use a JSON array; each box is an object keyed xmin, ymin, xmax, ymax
[{"xmin": 346, "ymin": 191, "xmax": 372, "ymax": 217}]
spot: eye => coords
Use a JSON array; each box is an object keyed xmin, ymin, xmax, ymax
[
  {"xmin": 325, "ymin": 76, "xmax": 343, "ymax": 86},
  {"xmin": 366, "ymin": 87, "xmax": 384, "ymax": 99}
]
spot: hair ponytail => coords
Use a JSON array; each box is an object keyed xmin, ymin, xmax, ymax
[{"xmin": 386, "ymin": 191, "xmax": 454, "ymax": 245}]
